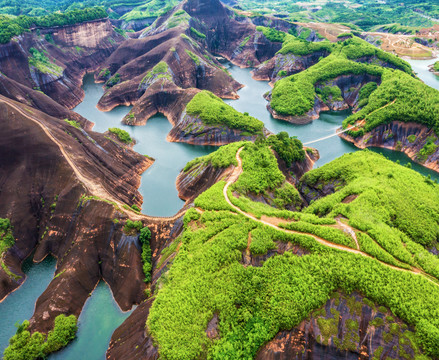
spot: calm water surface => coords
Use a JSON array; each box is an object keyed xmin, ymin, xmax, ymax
[
  {"xmin": 51, "ymin": 282, "xmax": 131, "ymax": 360},
  {"xmin": 74, "ymin": 74, "xmax": 217, "ymax": 217},
  {"xmin": 0, "ymin": 256, "xmax": 56, "ymax": 354}
]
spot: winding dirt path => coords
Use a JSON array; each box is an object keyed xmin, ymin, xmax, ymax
[
  {"xmin": 223, "ymin": 147, "xmax": 439, "ymax": 286},
  {"xmin": 2, "ymin": 96, "xmax": 184, "ymax": 222}
]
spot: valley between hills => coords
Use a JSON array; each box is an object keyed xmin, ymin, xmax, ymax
[{"xmin": 0, "ymin": 0, "xmax": 439, "ymax": 359}]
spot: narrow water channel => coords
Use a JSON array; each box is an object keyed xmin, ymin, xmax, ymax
[
  {"xmin": 74, "ymin": 74, "xmax": 217, "ymax": 217},
  {"xmin": 51, "ymin": 282, "xmax": 132, "ymax": 360},
  {"xmin": 0, "ymin": 256, "xmax": 56, "ymax": 354}
]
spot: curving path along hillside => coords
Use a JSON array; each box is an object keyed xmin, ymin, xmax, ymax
[
  {"xmin": 223, "ymin": 147, "xmax": 439, "ymax": 286},
  {"xmin": 1, "ymin": 96, "xmax": 184, "ymax": 222}
]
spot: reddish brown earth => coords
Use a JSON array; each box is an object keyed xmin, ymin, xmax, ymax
[
  {"xmin": 0, "ymin": 94, "xmax": 153, "ymax": 332},
  {"xmin": 340, "ymin": 121, "xmax": 439, "ymax": 173},
  {"xmin": 0, "ymin": 19, "xmax": 124, "ymax": 110}
]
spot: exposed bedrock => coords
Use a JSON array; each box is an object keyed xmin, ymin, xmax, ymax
[
  {"xmin": 0, "ymin": 95, "xmax": 150, "ymax": 305},
  {"xmin": 176, "ymin": 161, "xmax": 234, "ymax": 202},
  {"xmin": 168, "ymin": 112, "xmax": 271, "ymax": 145},
  {"xmin": 253, "ymin": 51, "xmax": 330, "ymax": 83},
  {"xmin": 95, "ymin": 27, "xmax": 242, "ymax": 111},
  {"xmin": 107, "ymin": 298, "xmax": 159, "ymax": 360},
  {"xmin": 267, "ymin": 73, "xmax": 381, "ymax": 124},
  {"xmin": 0, "ymin": 72, "xmax": 91, "ymax": 129},
  {"xmin": 120, "ymin": 80, "xmax": 199, "ymax": 126},
  {"xmin": 116, "ymin": 79, "xmax": 267, "ymax": 146},
  {"xmin": 29, "ymin": 207, "xmax": 183, "ymax": 333},
  {"xmin": 339, "ymin": 121, "xmax": 439, "ymax": 173},
  {"xmin": 0, "ymin": 19, "xmax": 124, "ymax": 110},
  {"xmin": 183, "ymin": 0, "xmax": 281, "ymax": 67},
  {"xmin": 256, "ymin": 292, "xmax": 420, "ymax": 360}
]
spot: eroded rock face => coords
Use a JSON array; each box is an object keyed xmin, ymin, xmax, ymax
[
  {"xmin": 256, "ymin": 292, "xmax": 422, "ymax": 360},
  {"xmin": 253, "ymin": 51, "xmax": 330, "ymax": 83},
  {"xmin": 0, "ymin": 95, "xmax": 151, "ymax": 331},
  {"xmin": 183, "ymin": 0, "xmax": 281, "ymax": 68},
  {"xmin": 0, "ymin": 19, "xmax": 124, "ymax": 110},
  {"xmin": 176, "ymin": 161, "xmax": 234, "ymax": 202},
  {"xmin": 339, "ymin": 121, "xmax": 439, "ymax": 173},
  {"xmin": 107, "ymin": 299, "xmax": 159, "ymax": 360},
  {"xmin": 168, "ymin": 112, "xmax": 269, "ymax": 145},
  {"xmin": 95, "ymin": 24, "xmax": 242, "ymax": 112}
]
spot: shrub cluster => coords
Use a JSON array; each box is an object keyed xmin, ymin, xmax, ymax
[
  {"xmin": 4, "ymin": 315, "xmax": 77, "ymax": 360},
  {"xmin": 108, "ymin": 127, "xmax": 132, "ymax": 144},
  {"xmin": 266, "ymin": 131, "xmax": 305, "ymax": 166},
  {"xmin": 186, "ymin": 91, "xmax": 264, "ymax": 134}
]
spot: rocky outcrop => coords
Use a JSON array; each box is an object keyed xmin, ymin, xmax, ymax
[
  {"xmin": 267, "ymin": 73, "xmax": 381, "ymax": 124},
  {"xmin": 253, "ymin": 50, "xmax": 330, "ymax": 83},
  {"xmin": 277, "ymin": 148, "xmax": 320, "ymax": 185},
  {"xmin": 176, "ymin": 161, "xmax": 234, "ymax": 202},
  {"xmin": 117, "ymin": 79, "xmax": 267, "ymax": 146},
  {"xmin": 0, "ymin": 72, "xmax": 92, "ymax": 129},
  {"xmin": 168, "ymin": 111, "xmax": 270, "ymax": 145},
  {"xmin": 0, "ymin": 19, "xmax": 124, "ymax": 110},
  {"xmin": 0, "ymin": 94, "xmax": 152, "ymax": 331},
  {"xmin": 183, "ymin": 0, "xmax": 282, "ymax": 67},
  {"xmin": 256, "ymin": 292, "xmax": 425, "ymax": 359},
  {"xmin": 95, "ymin": 25, "xmax": 242, "ymax": 111},
  {"xmin": 339, "ymin": 121, "xmax": 439, "ymax": 173},
  {"xmin": 107, "ymin": 298, "xmax": 159, "ymax": 360},
  {"xmin": 120, "ymin": 80, "xmax": 199, "ymax": 125},
  {"xmin": 429, "ymin": 63, "xmax": 439, "ymax": 76}
]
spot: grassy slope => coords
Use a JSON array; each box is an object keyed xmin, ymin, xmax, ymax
[
  {"xmin": 186, "ymin": 91, "xmax": 264, "ymax": 134},
  {"xmin": 148, "ymin": 145, "xmax": 439, "ymax": 359}
]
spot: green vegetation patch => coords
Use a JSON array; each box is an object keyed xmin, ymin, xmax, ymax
[
  {"xmin": 108, "ymin": 127, "xmax": 132, "ymax": 144},
  {"xmin": 302, "ymin": 151, "xmax": 439, "ymax": 272},
  {"xmin": 186, "ymin": 91, "xmax": 264, "ymax": 134},
  {"xmin": 184, "ymin": 141, "xmax": 246, "ymax": 172},
  {"xmin": 408, "ymin": 135, "xmax": 417, "ymax": 143},
  {"xmin": 256, "ymin": 26, "xmax": 286, "ymax": 43},
  {"xmin": 120, "ymin": 0, "xmax": 179, "ymax": 21},
  {"xmin": 418, "ymin": 137, "xmax": 438, "ymax": 161},
  {"xmin": 140, "ymin": 226, "xmax": 152, "ymax": 282},
  {"xmin": 316, "ymin": 85, "xmax": 343, "ymax": 103},
  {"xmin": 145, "ymin": 146, "xmax": 439, "ymax": 359},
  {"xmin": 139, "ymin": 61, "xmax": 172, "ymax": 87},
  {"xmin": 434, "ymin": 62, "xmax": 439, "ymax": 72},
  {"xmin": 279, "ymin": 35, "xmax": 332, "ymax": 56},
  {"xmin": 232, "ymin": 142, "xmax": 285, "ymax": 195},
  {"xmin": 343, "ymin": 70, "xmax": 439, "ymax": 136},
  {"xmin": 185, "ymin": 49, "xmax": 200, "ymax": 65},
  {"xmin": 267, "ymin": 132, "xmax": 305, "ymax": 166},
  {"xmin": 0, "ymin": 218, "xmax": 14, "ymax": 256},
  {"xmin": 190, "ymin": 27, "xmax": 206, "ymax": 39},
  {"xmin": 270, "ymin": 37, "xmax": 414, "ymax": 120},
  {"xmin": 64, "ymin": 119, "xmax": 81, "ymax": 129},
  {"xmin": 4, "ymin": 315, "xmax": 77, "ymax": 359},
  {"xmin": 28, "ymin": 47, "xmax": 62, "ymax": 76}
]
